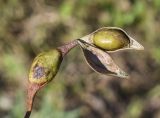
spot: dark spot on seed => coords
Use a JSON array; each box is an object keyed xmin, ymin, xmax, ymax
[{"xmin": 33, "ymin": 66, "xmax": 45, "ymax": 79}]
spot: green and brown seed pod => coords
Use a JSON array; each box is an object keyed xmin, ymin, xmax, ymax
[
  {"xmin": 25, "ymin": 40, "xmax": 78, "ymax": 118},
  {"xmin": 29, "ymin": 49, "xmax": 62, "ymax": 85},
  {"xmin": 25, "ymin": 49, "xmax": 62, "ymax": 118},
  {"xmin": 80, "ymin": 27, "xmax": 144, "ymax": 52}
]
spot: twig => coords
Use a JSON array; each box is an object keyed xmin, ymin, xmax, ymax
[{"xmin": 57, "ymin": 40, "xmax": 78, "ymax": 57}]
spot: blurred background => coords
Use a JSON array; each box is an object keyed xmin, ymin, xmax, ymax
[{"xmin": 0, "ymin": 0, "xmax": 160, "ymax": 118}]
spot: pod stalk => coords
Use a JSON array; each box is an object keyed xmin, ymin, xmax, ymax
[
  {"xmin": 24, "ymin": 83, "xmax": 44, "ymax": 118},
  {"xmin": 57, "ymin": 40, "xmax": 78, "ymax": 57}
]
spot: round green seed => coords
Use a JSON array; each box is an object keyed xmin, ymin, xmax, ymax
[{"xmin": 92, "ymin": 29, "xmax": 130, "ymax": 51}]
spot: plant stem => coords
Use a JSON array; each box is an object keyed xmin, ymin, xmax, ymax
[
  {"xmin": 24, "ymin": 83, "xmax": 40, "ymax": 118},
  {"xmin": 57, "ymin": 39, "xmax": 78, "ymax": 57},
  {"xmin": 24, "ymin": 111, "xmax": 31, "ymax": 118}
]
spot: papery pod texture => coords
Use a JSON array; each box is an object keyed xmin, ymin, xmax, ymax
[
  {"xmin": 77, "ymin": 39, "xmax": 128, "ymax": 78},
  {"xmin": 80, "ymin": 27, "xmax": 144, "ymax": 52}
]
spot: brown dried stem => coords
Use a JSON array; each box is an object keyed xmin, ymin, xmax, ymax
[
  {"xmin": 24, "ymin": 83, "xmax": 46, "ymax": 118},
  {"xmin": 57, "ymin": 39, "xmax": 78, "ymax": 57}
]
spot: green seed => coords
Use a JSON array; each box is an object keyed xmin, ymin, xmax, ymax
[
  {"xmin": 92, "ymin": 28, "xmax": 130, "ymax": 51},
  {"xmin": 29, "ymin": 49, "xmax": 62, "ymax": 84}
]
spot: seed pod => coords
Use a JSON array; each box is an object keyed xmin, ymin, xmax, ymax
[
  {"xmin": 29, "ymin": 49, "xmax": 62, "ymax": 85},
  {"xmin": 25, "ymin": 40, "xmax": 78, "ymax": 118},
  {"xmin": 25, "ymin": 49, "xmax": 62, "ymax": 118},
  {"xmin": 80, "ymin": 27, "xmax": 144, "ymax": 52},
  {"xmin": 77, "ymin": 39, "xmax": 129, "ymax": 78}
]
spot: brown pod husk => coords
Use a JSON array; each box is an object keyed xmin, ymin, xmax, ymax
[{"xmin": 78, "ymin": 39, "xmax": 129, "ymax": 78}]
